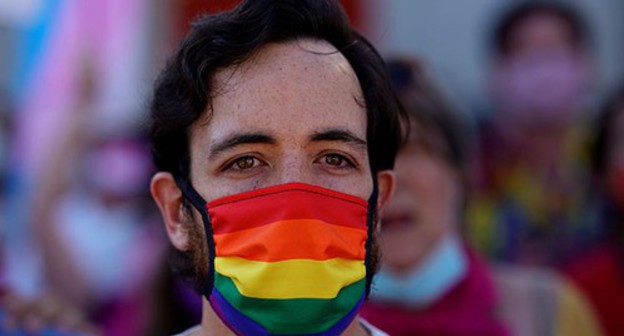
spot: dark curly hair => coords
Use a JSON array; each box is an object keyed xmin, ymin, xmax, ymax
[{"xmin": 150, "ymin": 0, "xmax": 404, "ymax": 179}]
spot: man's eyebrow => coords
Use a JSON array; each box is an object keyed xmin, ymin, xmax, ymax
[
  {"xmin": 208, "ymin": 132, "xmax": 276, "ymax": 159},
  {"xmin": 309, "ymin": 129, "xmax": 367, "ymax": 148}
]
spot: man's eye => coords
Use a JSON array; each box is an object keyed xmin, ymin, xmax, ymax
[
  {"xmin": 230, "ymin": 156, "xmax": 260, "ymax": 170},
  {"xmin": 219, "ymin": 155, "xmax": 267, "ymax": 177},
  {"xmin": 323, "ymin": 153, "xmax": 354, "ymax": 169}
]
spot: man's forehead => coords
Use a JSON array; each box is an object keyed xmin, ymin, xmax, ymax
[
  {"xmin": 190, "ymin": 38, "xmax": 368, "ymax": 156},
  {"xmin": 212, "ymin": 39, "xmax": 360, "ymax": 94}
]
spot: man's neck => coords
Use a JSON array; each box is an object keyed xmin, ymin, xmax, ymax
[{"xmin": 194, "ymin": 298, "xmax": 370, "ymax": 336}]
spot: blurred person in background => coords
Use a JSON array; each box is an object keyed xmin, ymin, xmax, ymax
[
  {"xmin": 30, "ymin": 120, "xmax": 165, "ymax": 335},
  {"xmin": 0, "ymin": 102, "xmax": 98, "ymax": 336},
  {"xmin": 28, "ymin": 72, "xmax": 166, "ymax": 335},
  {"xmin": 564, "ymin": 85, "xmax": 624, "ymax": 336},
  {"xmin": 467, "ymin": 1, "xmax": 602, "ymax": 266},
  {"xmin": 361, "ymin": 57, "xmax": 603, "ymax": 336}
]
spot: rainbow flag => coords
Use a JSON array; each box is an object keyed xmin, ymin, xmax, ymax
[{"xmin": 206, "ymin": 183, "xmax": 369, "ymax": 335}]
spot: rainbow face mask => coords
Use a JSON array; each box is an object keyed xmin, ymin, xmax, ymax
[{"xmin": 175, "ymin": 180, "xmax": 378, "ymax": 335}]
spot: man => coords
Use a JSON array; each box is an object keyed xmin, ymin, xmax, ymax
[{"xmin": 148, "ymin": 0, "xmax": 405, "ymax": 335}]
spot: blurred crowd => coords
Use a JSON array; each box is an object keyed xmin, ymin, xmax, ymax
[{"xmin": 0, "ymin": 0, "xmax": 623, "ymax": 335}]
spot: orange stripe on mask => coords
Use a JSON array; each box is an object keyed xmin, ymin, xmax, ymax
[{"xmin": 214, "ymin": 219, "xmax": 367, "ymax": 262}]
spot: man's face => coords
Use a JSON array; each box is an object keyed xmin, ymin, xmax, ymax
[
  {"xmin": 188, "ymin": 39, "xmax": 372, "ymax": 204},
  {"xmin": 151, "ymin": 38, "xmax": 395, "ymax": 311}
]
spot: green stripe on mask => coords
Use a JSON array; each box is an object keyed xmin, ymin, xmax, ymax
[{"xmin": 214, "ymin": 272, "xmax": 365, "ymax": 334}]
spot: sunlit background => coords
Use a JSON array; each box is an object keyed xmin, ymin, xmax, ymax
[{"xmin": 1, "ymin": 0, "xmax": 623, "ymax": 335}]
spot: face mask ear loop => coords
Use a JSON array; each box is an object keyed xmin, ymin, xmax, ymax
[
  {"xmin": 174, "ymin": 176, "xmax": 216, "ymax": 298},
  {"xmin": 365, "ymin": 172, "xmax": 379, "ymax": 299}
]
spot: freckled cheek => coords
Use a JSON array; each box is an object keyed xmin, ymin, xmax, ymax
[
  {"xmin": 318, "ymin": 173, "xmax": 373, "ymax": 200},
  {"xmin": 190, "ymin": 168, "xmax": 260, "ymax": 201}
]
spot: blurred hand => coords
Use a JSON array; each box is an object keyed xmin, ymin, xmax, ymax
[{"xmin": 0, "ymin": 291, "xmax": 99, "ymax": 335}]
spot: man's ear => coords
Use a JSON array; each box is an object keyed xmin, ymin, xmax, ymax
[
  {"xmin": 376, "ymin": 170, "xmax": 396, "ymax": 214},
  {"xmin": 150, "ymin": 172, "xmax": 190, "ymax": 251}
]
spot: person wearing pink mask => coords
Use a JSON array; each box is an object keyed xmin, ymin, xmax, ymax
[
  {"xmin": 565, "ymin": 86, "xmax": 624, "ymax": 336},
  {"xmin": 467, "ymin": 1, "xmax": 602, "ymax": 267},
  {"xmin": 361, "ymin": 58, "xmax": 603, "ymax": 336}
]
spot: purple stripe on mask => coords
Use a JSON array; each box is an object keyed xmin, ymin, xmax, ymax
[
  {"xmin": 296, "ymin": 294, "xmax": 365, "ymax": 336},
  {"xmin": 209, "ymin": 289, "xmax": 365, "ymax": 336},
  {"xmin": 209, "ymin": 288, "xmax": 269, "ymax": 336}
]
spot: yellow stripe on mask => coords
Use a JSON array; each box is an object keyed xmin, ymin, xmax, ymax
[{"xmin": 214, "ymin": 257, "xmax": 366, "ymax": 299}]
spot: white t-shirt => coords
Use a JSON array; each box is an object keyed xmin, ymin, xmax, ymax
[
  {"xmin": 360, "ymin": 318, "xmax": 389, "ymax": 336},
  {"xmin": 173, "ymin": 318, "xmax": 388, "ymax": 336}
]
